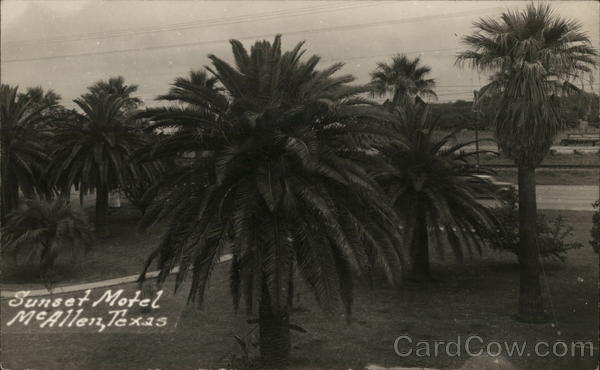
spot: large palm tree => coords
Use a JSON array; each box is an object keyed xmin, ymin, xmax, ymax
[
  {"xmin": 48, "ymin": 94, "xmax": 148, "ymax": 236},
  {"xmin": 374, "ymin": 104, "xmax": 498, "ymax": 280},
  {"xmin": 370, "ymin": 54, "xmax": 437, "ymax": 111},
  {"xmin": 456, "ymin": 3, "xmax": 597, "ymax": 321},
  {"xmin": 137, "ymin": 35, "xmax": 406, "ymax": 367},
  {"xmin": 0, "ymin": 85, "xmax": 52, "ymax": 222}
]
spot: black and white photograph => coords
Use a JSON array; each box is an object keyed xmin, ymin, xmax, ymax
[{"xmin": 1, "ymin": 0, "xmax": 599, "ymax": 369}]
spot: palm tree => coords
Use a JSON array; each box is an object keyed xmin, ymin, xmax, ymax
[
  {"xmin": 370, "ymin": 54, "xmax": 437, "ymax": 111},
  {"xmin": 456, "ymin": 3, "xmax": 597, "ymax": 321},
  {"xmin": 157, "ymin": 69, "xmax": 225, "ymax": 105},
  {"xmin": 374, "ymin": 105, "xmax": 498, "ymax": 280},
  {"xmin": 84, "ymin": 76, "xmax": 142, "ymax": 112},
  {"xmin": 137, "ymin": 35, "xmax": 406, "ymax": 367},
  {"xmin": 1, "ymin": 198, "xmax": 92, "ymax": 276},
  {"xmin": 19, "ymin": 86, "xmax": 62, "ymax": 107},
  {"xmin": 155, "ymin": 69, "xmax": 228, "ymax": 157},
  {"xmin": 18, "ymin": 86, "xmax": 64, "ymax": 119},
  {"xmin": 48, "ymin": 94, "xmax": 148, "ymax": 237},
  {"xmin": 0, "ymin": 85, "xmax": 52, "ymax": 222}
]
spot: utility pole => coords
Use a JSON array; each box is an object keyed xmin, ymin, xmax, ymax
[{"xmin": 472, "ymin": 90, "xmax": 480, "ymax": 171}]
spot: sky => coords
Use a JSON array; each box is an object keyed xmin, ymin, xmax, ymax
[{"xmin": 1, "ymin": 0, "xmax": 599, "ymax": 109}]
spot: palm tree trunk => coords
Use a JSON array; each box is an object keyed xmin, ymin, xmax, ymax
[
  {"xmin": 517, "ymin": 166, "xmax": 544, "ymax": 321},
  {"xmin": 408, "ymin": 210, "xmax": 430, "ymax": 281},
  {"xmin": 59, "ymin": 186, "xmax": 71, "ymax": 204},
  {"xmin": 95, "ymin": 184, "xmax": 109, "ymax": 237},
  {"xmin": 259, "ymin": 284, "xmax": 291, "ymax": 368},
  {"xmin": 1, "ymin": 179, "xmax": 19, "ymax": 223}
]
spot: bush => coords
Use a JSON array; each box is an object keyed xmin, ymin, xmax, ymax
[
  {"xmin": 1, "ymin": 198, "xmax": 93, "ymax": 276},
  {"xmin": 484, "ymin": 189, "xmax": 582, "ymax": 261},
  {"xmin": 591, "ymin": 200, "xmax": 600, "ymax": 254}
]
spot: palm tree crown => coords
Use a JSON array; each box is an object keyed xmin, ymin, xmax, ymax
[
  {"xmin": 85, "ymin": 76, "xmax": 142, "ymax": 112},
  {"xmin": 0, "ymin": 85, "xmax": 52, "ymax": 221},
  {"xmin": 18, "ymin": 86, "xmax": 62, "ymax": 114},
  {"xmin": 456, "ymin": 3, "xmax": 597, "ymax": 166},
  {"xmin": 370, "ymin": 54, "xmax": 437, "ymax": 110}
]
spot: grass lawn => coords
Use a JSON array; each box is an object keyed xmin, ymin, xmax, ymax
[{"xmin": 1, "ymin": 210, "xmax": 597, "ymax": 369}]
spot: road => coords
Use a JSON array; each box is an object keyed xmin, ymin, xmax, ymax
[
  {"xmin": 481, "ymin": 185, "xmax": 599, "ymax": 211},
  {"xmin": 468, "ymin": 144, "xmax": 599, "ymax": 154},
  {"xmin": 536, "ymin": 185, "xmax": 598, "ymax": 211}
]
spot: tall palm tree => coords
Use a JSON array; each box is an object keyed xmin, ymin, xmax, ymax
[
  {"xmin": 370, "ymin": 54, "xmax": 437, "ymax": 111},
  {"xmin": 137, "ymin": 35, "xmax": 406, "ymax": 367},
  {"xmin": 374, "ymin": 105, "xmax": 498, "ymax": 280},
  {"xmin": 48, "ymin": 94, "xmax": 148, "ymax": 237},
  {"xmin": 0, "ymin": 85, "xmax": 52, "ymax": 222},
  {"xmin": 84, "ymin": 76, "xmax": 142, "ymax": 112},
  {"xmin": 1, "ymin": 198, "xmax": 92, "ymax": 276},
  {"xmin": 456, "ymin": 3, "xmax": 597, "ymax": 321}
]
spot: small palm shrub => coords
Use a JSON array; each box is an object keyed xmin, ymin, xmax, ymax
[
  {"xmin": 1, "ymin": 199, "xmax": 93, "ymax": 275},
  {"xmin": 485, "ymin": 189, "xmax": 582, "ymax": 261},
  {"xmin": 591, "ymin": 200, "xmax": 599, "ymax": 254}
]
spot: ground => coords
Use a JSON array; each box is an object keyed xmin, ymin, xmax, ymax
[{"xmin": 1, "ymin": 206, "xmax": 598, "ymax": 369}]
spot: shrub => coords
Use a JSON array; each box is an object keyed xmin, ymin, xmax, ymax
[
  {"xmin": 1, "ymin": 198, "xmax": 93, "ymax": 276},
  {"xmin": 484, "ymin": 188, "xmax": 582, "ymax": 261}
]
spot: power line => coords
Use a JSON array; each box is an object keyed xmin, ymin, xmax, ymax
[
  {"xmin": 3, "ymin": 7, "xmax": 501, "ymax": 64},
  {"xmin": 5, "ymin": 2, "xmax": 379, "ymax": 46},
  {"xmin": 2, "ymin": 47, "xmax": 471, "ymax": 89},
  {"xmin": 6, "ymin": 2, "xmax": 345, "ymax": 44}
]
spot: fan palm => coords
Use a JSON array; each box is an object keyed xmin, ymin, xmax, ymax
[
  {"xmin": 456, "ymin": 3, "xmax": 597, "ymax": 321},
  {"xmin": 374, "ymin": 105, "xmax": 498, "ymax": 280},
  {"xmin": 370, "ymin": 54, "xmax": 437, "ymax": 110},
  {"xmin": 137, "ymin": 35, "xmax": 406, "ymax": 367},
  {"xmin": 0, "ymin": 85, "xmax": 53, "ymax": 222},
  {"xmin": 1, "ymin": 198, "xmax": 92, "ymax": 276},
  {"xmin": 48, "ymin": 94, "xmax": 149, "ymax": 236}
]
